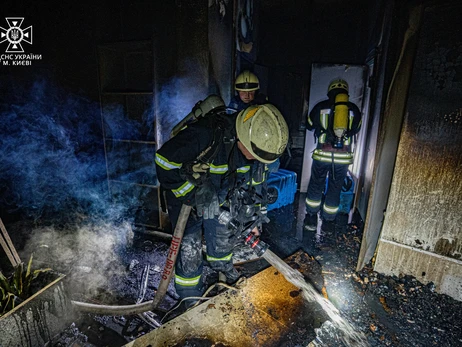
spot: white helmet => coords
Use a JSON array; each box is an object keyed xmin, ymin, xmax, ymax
[
  {"xmin": 170, "ymin": 95, "xmax": 225, "ymax": 138},
  {"xmin": 196, "ymin": 94, "xmax": 225, "ymax": 115},
  {"xmin": 235, "ymin": 104, "xmax": 289, "ymax": 164}
]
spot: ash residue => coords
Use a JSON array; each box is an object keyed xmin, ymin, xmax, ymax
[
  {"xmin": 352, "ymin": 267, "xmax": 462, "ymax": 346},
  {"xmin": 301, "ymin": 213, "xmax": 462, "ymax": 347}
]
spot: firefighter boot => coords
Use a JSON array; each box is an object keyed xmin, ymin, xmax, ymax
[
  {"xmin": 304, "ymin": 213, "xmax": 318, "ymax": 232},
  {"xmin": 219, "ymin": 263, "xmax": 242, "ymax": 285},
  {"xmin": 320, "ymin": 218, "xmax": 337, "ymax": 247},
  {"xmin": 174, "ymin": 281, "xmax": 206, "ymax": 315}
]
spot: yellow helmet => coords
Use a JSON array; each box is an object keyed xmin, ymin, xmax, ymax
[
  {"xmin": 235, "ymin": 104, "xmax": 289, "ymax": 164},
  {"xmin": 235, "ymin": 70, "xmax": 260, "ymax": 92},
  {"xmin": 328, "ymin": 79, "xmax": 349, "ymax": 93}
]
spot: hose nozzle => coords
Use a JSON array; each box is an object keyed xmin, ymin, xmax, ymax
[{"xmin": 244, "ymin": 233, "xmax": 269, "ymax": 257}]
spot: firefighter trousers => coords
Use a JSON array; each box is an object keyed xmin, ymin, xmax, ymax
[
  {"xmin": 166, "ymin": 191, "xmax": 236, "ymax": 299},
  {"xmin": 305, "ymin": 159, "xmax": 349, "ymax": 221}
]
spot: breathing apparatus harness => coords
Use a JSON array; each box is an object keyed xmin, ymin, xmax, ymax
[
  {"xmin": 311, "ymin": 90, "xmax": 356, "ymax": 182},
  {"xmin": 312, "ymin": 91, "xmax": 352, "ymax": 151},
  {"xmin": 217, "ymin": 164, "xmax": 270, "ymax": 257},
  {"xmin": 179, "ymin": 108, "xmax": 236, "ymax": 186}
]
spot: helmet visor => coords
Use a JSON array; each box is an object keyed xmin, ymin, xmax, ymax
[
  {"xmin": 236, "ymin": 82, "xmax": 259, "ymax": 90},
  {"xmin": 251, "ymin": 141, "xmax": 283, "ymax": 162}
]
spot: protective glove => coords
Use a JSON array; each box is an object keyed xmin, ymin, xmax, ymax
[
  {"xmin": 195, "ymin": 181, "xmax": 220, "ymax": 219},
  {"xmin": 180, "ymin": 162, "xmax": 210, "ymax": 186},
  {"xmin": 192, "ymin": 163, "xmax": 210, "ymax": 179}
]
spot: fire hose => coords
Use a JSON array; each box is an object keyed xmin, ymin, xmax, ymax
[
  {"xmin": 72, "ymin": 188, "xmax": 270, "ymax": 316},
  {"xmin": 71, "ymin": 204, "xmax": 192, "ymax": 316}
]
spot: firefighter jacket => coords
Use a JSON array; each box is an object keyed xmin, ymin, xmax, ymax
[
  {"xmin": 307, "ymin": 97, "xmax": 362, "ymax": 165},
  {"xmin": 155, "ymin": 114, "xmax": 268, "ymax": 210}
]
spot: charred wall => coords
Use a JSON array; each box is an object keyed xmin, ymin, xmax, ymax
[{"xmin": 375, "ymin": 1, "xmax": 462, "ymax": 301}]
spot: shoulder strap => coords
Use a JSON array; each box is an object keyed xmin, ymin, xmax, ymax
[{"xmin": 196, "ymin": 112, "xmax": 235, "ymax": 164}]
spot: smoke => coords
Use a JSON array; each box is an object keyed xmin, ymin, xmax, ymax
[
  {"xmin": 0, "ymin": 78, "xmax": 107, "ymax": 220},
  {"xmin": 20, "ymin": 218, "xmax": 134, "ymax": 297},
  {"xmin": 0, "ymin": 71, "xmax": 213, "ymax": 296},
  {"xmin": 0, "ymin": 77, "xmax": 145, "ymax": 295},
  {"xmin": 156, "ymin": 72, "xmax": 209, "ymax": 147},
  {"xmin": 0, "ymin": 77, "xmax": 158, "ymax": 222}
]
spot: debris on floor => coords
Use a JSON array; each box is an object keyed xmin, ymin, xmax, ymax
[
  {"xmin": 262, "ymin": 202, "xmax": 462, "ymax": 347},
  {"xmin": 3, "ymin": 195, "xmax": 462, "ymax": 346}
]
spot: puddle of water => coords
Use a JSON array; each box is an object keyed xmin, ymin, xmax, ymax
[{"xmin": 262, "ymin": 249, "xmax": 369, "ymax": 347}]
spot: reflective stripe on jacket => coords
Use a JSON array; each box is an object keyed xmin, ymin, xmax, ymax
[{"xmin": 155, "ymin": 114, "xmax": 267, "ymax": 206}]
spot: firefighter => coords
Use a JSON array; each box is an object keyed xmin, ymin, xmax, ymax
[
  {"xmin": 303, "ymin": 79, "xmax": 362, "ymax": 241},
  {"xmin": 228, "ymin": 70, "xmax": 283, "ymax": 172},
  {"xmin": 228, "ymin": 70, "xmax": 268, "ymax": 111},
  {"xmin": 155, "ymin": 100, "xmax": 288, "ymax": 303}
]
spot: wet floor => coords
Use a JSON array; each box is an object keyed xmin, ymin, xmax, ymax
[{"xmin": 4, "ymin": 193, "xmax": 462, "ymax": 346}]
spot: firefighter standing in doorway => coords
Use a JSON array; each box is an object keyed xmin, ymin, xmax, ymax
[
  {"xmin": 303, "ymin": 79, "xmax": 362, "ymax": 243},
  {"xmin": 155, "ymin": 96, "xmax": 289, "ymax": 304}
]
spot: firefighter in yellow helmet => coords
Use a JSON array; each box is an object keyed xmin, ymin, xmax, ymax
[
  {"xmin": 155, "ymin": 100, "xmax": 288, "ymax": 306},
  {"xmin": 303, "ymin": 78, "xmax": 362, "ymax": 245},
  {"xmin": 229, "ymin": 70, "xmax": 282, "ymax": 172},
  {"xmin": 228, "ymin": 70, "xmax": 268, "ymax": 111}
]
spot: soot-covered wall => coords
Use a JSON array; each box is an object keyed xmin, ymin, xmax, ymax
[{"xmin": 375, "ymin": 1, "xmax": 462, "ymax": 301}]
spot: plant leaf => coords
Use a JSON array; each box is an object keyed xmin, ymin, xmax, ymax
[
  {"xmin": 26, "ymin": 254, "xmax": 33, "ymax": 280},
  {"xmin": 23, "ymin": 254, "xmax": 36, "ymax": 298},
  {"xmin": 13, "ymin": 262, "xmax": 24, "ymax": 296},
  {"xmin": 33, "ymin": 268, "xmax": 52, "ymax": 275},
  {"xmin": 31, "ymin": 268, "xmax": 52, "ymax": 281},
  {"xmin": 1, "ymin": 293, "xmax": 15, "ymax": 316},
  {"xmin": 0, "ymin": 259, "xmax": 55, "ymax": 317},
  {"xmin": 0, "ymin": 272, "xmax": 12, "ymax": 293}
]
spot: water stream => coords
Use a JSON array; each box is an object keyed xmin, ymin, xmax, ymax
[{"xmin": 262, "ymin": 249, "xmax": 370, "ymax": 347}]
